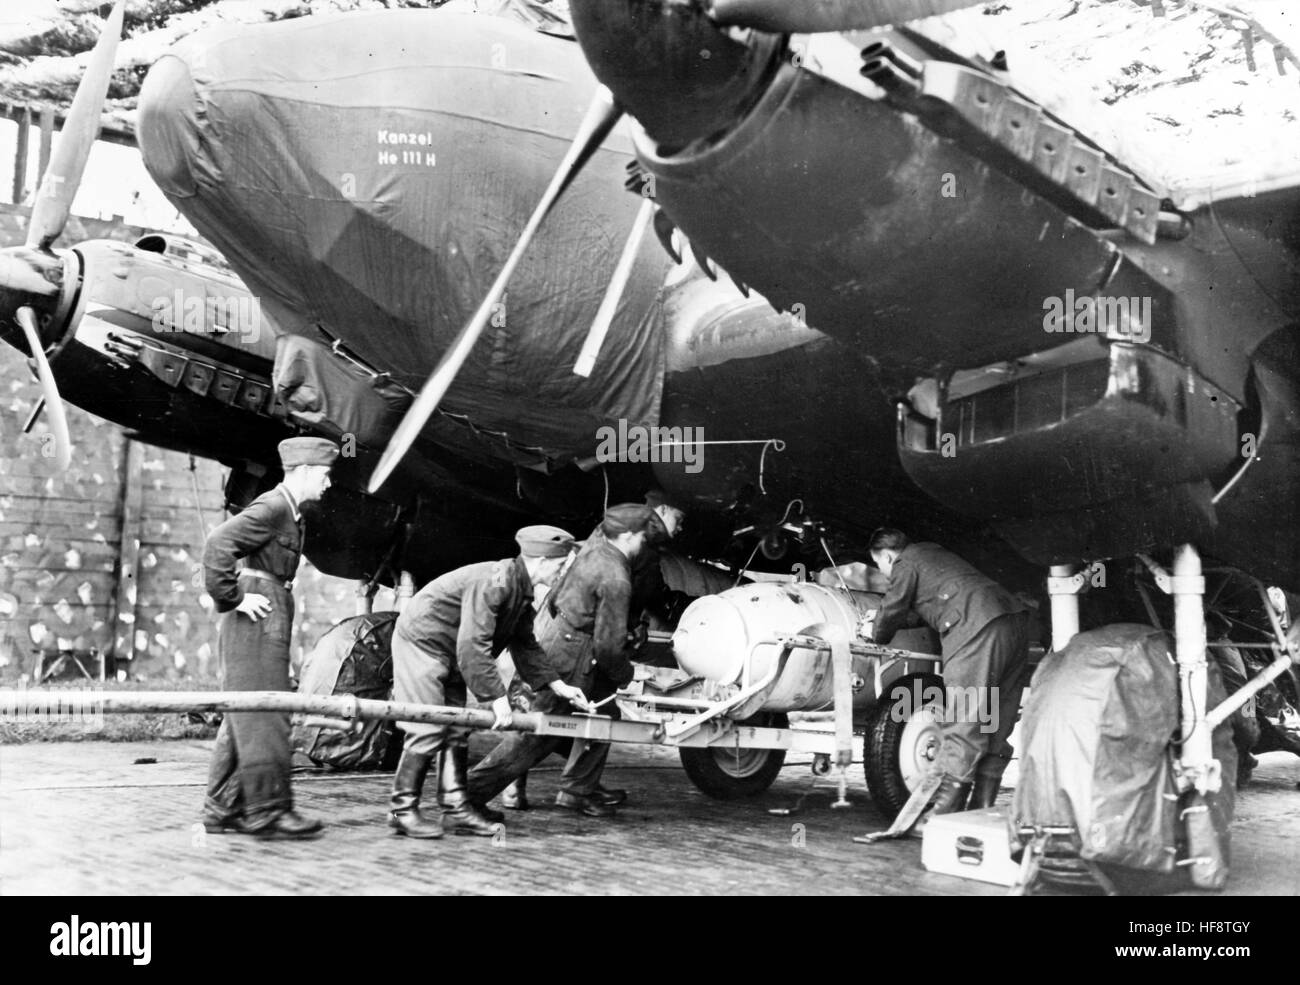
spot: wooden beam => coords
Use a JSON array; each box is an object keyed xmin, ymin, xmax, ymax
[
  {"xmin": 112, "ymin": 439, "xmax": 145, "ymax": 665},
  {"xmin": 0, "ymin": 101, "xmax": 136, "ymax": 148},
  {"xmin": 11, "ymin": 106, "xmax": 30, "ymax": 204}
]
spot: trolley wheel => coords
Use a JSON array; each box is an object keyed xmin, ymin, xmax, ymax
[
  {"xmin": 865, "ymin": 673, "xmax": 944, "ymax": 818},
  {"xmin": 679, "ymin": 712, "xmax": 789, "ymax": 799}
]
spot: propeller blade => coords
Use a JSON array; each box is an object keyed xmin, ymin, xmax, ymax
[
  {"xmin": 574, "ymin": 198, "xmax": 655, "ymax": 378},
  {"xmin": 368, "ymin": 87, "xmax": 623, "ymax": 493},
  {"xmin": 26, "ymin": 0, "xmax": 126, "ymax": 251},
  {"xmin": 0, "ymin": 250, "xmax": 61, "ymax": 296},
  {"xmin": 16, "ymin": 306, "xmax": 72, "ymax": 472},
  {"xmin": 708, "ymin": 0, "xmax": 993, "ymax": 33}
]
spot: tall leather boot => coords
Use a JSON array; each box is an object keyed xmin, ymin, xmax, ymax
[
  {"xmin": 968, "ymin": 758, "xmax": 1008, "ymax": 810},
  {"xmin": 910, "ymin": 773, "xmax": 972, "ymax": 838},
  {"xmin": 388, "ymin": 749, "xmax": 444, "ymax": 839},
  {"xmin": 930, "ymin": 773, "xmax": 972, "ymax": 815},
  {"xmin": 439, "ymin": 742, "xmax": 500, "ymax": 837}
]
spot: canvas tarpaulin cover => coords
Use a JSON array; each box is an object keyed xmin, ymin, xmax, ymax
[
  {"xmin": 137, "ymin": 9, "xmax": 670, "ymax": 462},
  {"xmin": 1012, "ymin": 623, "xmax": 1236, "ymax": 880},
  {"xmin": 273, "ymin": 334, "xmax": 410, "ymax": 449},
  {"xmin": 292, "ymin": 612, "xmax": 400, "ymax": 771}
]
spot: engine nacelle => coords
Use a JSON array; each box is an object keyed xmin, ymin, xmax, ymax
[{"xmin": 671, "ymin": 581, "xmax": 936, "ymax": 718}]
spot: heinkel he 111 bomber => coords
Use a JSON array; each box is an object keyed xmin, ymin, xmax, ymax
[{"xmin": 0, "ymin": 0, "xmax": 1297, "ymax": 896}]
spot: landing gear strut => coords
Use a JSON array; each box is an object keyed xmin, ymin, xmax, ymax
[
  {"xmin": 1046, "ymin": 563, "xmax": 1085, "ymax": 651},
  {"xmin": 1036, "ymin": 545, "xmax": 1229, "ymax": 890}
]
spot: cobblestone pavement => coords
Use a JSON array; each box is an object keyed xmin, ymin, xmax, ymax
[{"xmin": 2, "ymin": 738, "xmax": 1297, "ymax": 895}]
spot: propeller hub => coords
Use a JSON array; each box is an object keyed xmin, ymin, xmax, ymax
[
  {"xmin": 569, "ymin": 0, "xmax": 782, "ymax": 153},
  {"xmin": 0, "ymin": 248, "xmax": 70, "ymax": 356}
]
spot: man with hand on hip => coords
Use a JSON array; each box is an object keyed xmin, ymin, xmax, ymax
[{"xmin": 201, "ymin": 436, "xmax": 338, "ymax": 840}]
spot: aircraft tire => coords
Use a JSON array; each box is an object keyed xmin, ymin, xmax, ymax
[
  {"xmin": 679, "ymin": 712, "xmax": 788, "ymax": 799},
  {"xmin": 865, "ymin": 673, "xmax": 945, "ymax": 819}
]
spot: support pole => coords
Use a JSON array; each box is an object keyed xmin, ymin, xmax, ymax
[
  {"xmin": 0, "ymin": 688, "xmax": 539, "ymax": 734},
  {"xmin": 112, "ymin": 440, "xmax": 145, "ymax": 667},
  {"xmin": 1172, "ymin": 544, "xmax": 1217, "ymax": 792},
  {"xmin": 1047, "ymin": 564, "xmax": 1083, "ymax": 651},
  {"xmin": 396, "ymin": 571, "xmax": 416, "ymax": 612},
  {"xmin": 355, "ymin": 580, "xmax": 376, "ymax": 616},
  {"xmin": 1204, "ymin": 653, "xmax": 1293, "ymax": 730},
  {"xmin": 830, "ymin": 627, "xmax": 853, "ymax": 808},
  {"xmin": 0, "ymin": 687, "xmax": 840, "ymax": 755},
  {"xmin": 1169, "ymin": 544, "xmax": 1226, "ymax": 889}
]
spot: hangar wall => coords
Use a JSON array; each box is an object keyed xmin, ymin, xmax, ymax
[{"xmin": 0, "ymin": 348, "xmax": 373, "ymax": 682}]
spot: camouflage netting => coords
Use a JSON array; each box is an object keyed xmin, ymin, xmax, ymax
[{"xmin": 0, "ymin": 1, "xmax": 460, "ymax": 128}]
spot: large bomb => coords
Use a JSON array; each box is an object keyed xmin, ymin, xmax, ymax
[{"xmin": 671, "ymin": 581, "xmax": 935, "ymax": 720}]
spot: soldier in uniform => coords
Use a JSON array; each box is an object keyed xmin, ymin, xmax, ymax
[
  {"xmin": 201, "ymin": 436, "xmax": 338, "ymax": 840},
  {"xmin": 498, "ymin": 491, "xmax": 686, "ymax": 812},
  {"xmin": 868, "ymin": 527, "xmax": 1030, "ymax": 819},
  {"xmin": 632, "ymin": 488, "xmax": 686, "ymax": 625},
  {"xmin": 388, "ymin": 525, "xmax": 586, "ymax": 839},
  {"xmin": 468, "ymin": 503, "xmax": 653, "ymax": 817}
]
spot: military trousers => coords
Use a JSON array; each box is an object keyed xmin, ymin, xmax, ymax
[
  {"xmin": 391, "ymin": 630, "xmax": 469, "ymax": 756},
  {"xmin": 204, "ymin": 579, "xmax": 294, "ymax": 831},
  {"xmin": 466, "ymin": 609, "xmax": 610, "ymax": 802},
  {"xmin": 937, "ymin": 610, "xmax": 1031, "ymax": 783}
]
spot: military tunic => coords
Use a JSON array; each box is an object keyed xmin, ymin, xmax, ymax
[
  {"xmin": 469, "ymin": 538, "xmax": 638, "ymax": 803},
  {"xmin": 553, "ymin": 519, "xmax": 671, "ymax": 738},
  {"xmin": 872, "ymin": 542, "xmax": 1031, "ymax": 782},
  {"xmin": 392, "ymin": 556, "xmax": 555, "ymax": 757},
  {"xmin": 201, "ymin": 485, "xmax": 304, "ymax": 831},
  {"xmin": 546, "ymin": 537, "xmax": 639, "ymax": 688},
  {"xmin": 576, "ymin": 513, "xmax": 670, "ymax": 630}
]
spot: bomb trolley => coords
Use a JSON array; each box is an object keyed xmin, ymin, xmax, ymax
[
  {"xmin": 0, "ymin": 632, "xmax": 943, "ymax": 812},
  {"xmin": 623, "ymin": 630, "xmax": 944, "ymax": 808}
]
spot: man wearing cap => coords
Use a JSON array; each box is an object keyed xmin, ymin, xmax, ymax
[
  {"xmin": 468, "ymin": 503, "xmax": 653, "ymax": 817},
  {"xmin": 633, "ymin": 488, "xmax": 687, "ymax": 627},
  {"xmin": 495, "ymin": 491, "xmax": 686, "ymax": 812},
  {"xmin": 200, "ymin": 436, "xmax": 338, "ymax": 840},
  {"xmin": 387, "ymin": 525, "xmax": 586, "ymax": 838},
  {"xmin": 557, "ymin": 490, "xmax": 687, "ymax": 806}
]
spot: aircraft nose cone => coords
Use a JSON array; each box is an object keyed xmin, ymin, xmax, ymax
[
  {"xmin": 569, "ymin": 0, "xmax": 782, "ymax": 152},
  {"xmin": 136, "ymin": 54, "xmax": 211, "ymax": 198}
]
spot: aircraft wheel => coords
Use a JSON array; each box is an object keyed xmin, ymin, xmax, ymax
[
  {"xmin": 865, "ymin": 673, "xmax": 945, "ymax": 818},
  {"xmin": 679, "ymin": 712, "xmax": 788, "ymax": 799}
]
